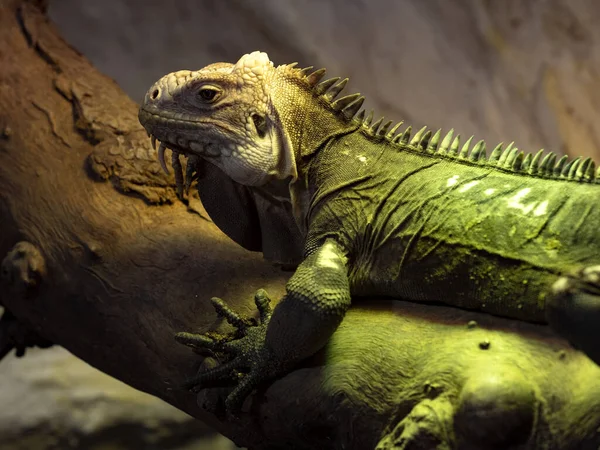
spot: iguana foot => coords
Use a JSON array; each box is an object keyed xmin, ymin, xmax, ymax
[
  {"xmin": 547, "ymin": 265, "xmax": 600, "ymax": 365},
  {"xmin": 175, "ymin": 289, "xmax": 284, "ymax": 416},
  {"xmin": 376, "ymin": 397, "xmax": 454, "ymax": 450}
]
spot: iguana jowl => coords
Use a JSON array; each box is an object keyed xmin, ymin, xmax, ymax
[{"xmin": 139, "ymin": 51, "xmax": 600, "ymax": 414}]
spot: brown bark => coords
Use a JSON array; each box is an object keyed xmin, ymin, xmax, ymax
[{"xmin": 2, "ymin": 1, "xmax": 600, "ymax": 449}]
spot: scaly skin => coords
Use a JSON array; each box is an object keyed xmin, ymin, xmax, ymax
[{"xmin": 138, "ymin": 51, "xmax": 600, "ymax": 415}]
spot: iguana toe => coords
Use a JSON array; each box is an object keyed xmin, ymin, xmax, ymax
[{"xmin": 175, "ymin": 289, "xmax": 282, "ymax": 416}]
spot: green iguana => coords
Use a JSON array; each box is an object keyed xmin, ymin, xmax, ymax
[{"xmin": 138, "ymin": 51, "xmax": 600, "ymax": 415}]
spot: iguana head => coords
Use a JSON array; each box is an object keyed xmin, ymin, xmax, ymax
[
  {"xmin": 138, "ymin": 52, "xmax": 364, "ymax": 260},
  {"xmin": 139, "ymin": 51, "xmax": 295, "ymax": 186},
  {"xmin": 138, "ymin": 51, "xmax": 363, "ymax": 187}
]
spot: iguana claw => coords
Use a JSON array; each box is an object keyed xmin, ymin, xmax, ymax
[{"xmin": 175, "ymin": 289, "xmax": 280, "ymax": 416}]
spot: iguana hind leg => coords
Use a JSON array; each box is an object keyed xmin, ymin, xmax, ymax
[
  {"xmin": 175, "ymin": 239, "xmax": 352, "ymax": 416},
  {"xmin": 546, "ymin": 265, "xmax": 600, "ymax": 365}
]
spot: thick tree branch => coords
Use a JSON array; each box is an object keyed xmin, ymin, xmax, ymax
[{"xmin": 1, "ymin": 1, "xmax": 600, "ymax": 449}]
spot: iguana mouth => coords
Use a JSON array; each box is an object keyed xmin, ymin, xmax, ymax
[
  {"xmin": 140, "ymin": 109, "xmax": 227, "ymax": 158},
  {"xmin": 139, "ymin": 108, "xmax": 233, "ymax": 196},
  {"xmin": 143, "ymin": 130, "xmax": 204, "ymax": 198}
]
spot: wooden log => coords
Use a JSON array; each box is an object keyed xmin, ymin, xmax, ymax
[{"xmin": 1, "ymin": 1, "xmax": 600, "ymax": 448}]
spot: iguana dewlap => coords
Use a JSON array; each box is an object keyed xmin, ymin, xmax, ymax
[{"xmin": 138, "ymin": 51, "xmax": 600, "ymax": 414}]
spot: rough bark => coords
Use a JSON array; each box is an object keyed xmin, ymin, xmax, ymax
[{"xmin": 1, "ymin": 1, "xmax": 600, "ymax": 449}]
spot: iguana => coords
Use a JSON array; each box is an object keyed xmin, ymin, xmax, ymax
[{"xmin": 138, "ymin": 51, "xmax": 600, "ymax": 415}]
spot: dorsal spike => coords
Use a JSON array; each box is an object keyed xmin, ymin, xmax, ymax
[
  {"xmin": 438, "ymin": 129, "xmax": 454, "ymax": 154},
  {"xmin": 561, "ymin": 158, "xmax": 575, "ymax": 178},
  {"xmin": 497, "ymin": 142, "xmax": 514, "ymax": 166},
  {"xmin": 512, "ymin": 151, "xmax": 525, "ymax": 171},
  {"xmin": 378, "ymin": 120, "xmax": 394, "ymax": 137},
  {"xmin": 521, "ymin": 153, "xmax": 533, "ymax": 171},
  {"xmin": 386, "ymin": 121, "xmax": 404, "ymax": 140},
  {"xmin": 314, "ymin": 77, "xmax": 340, "ymax": 96},
  {"xmin": 396, "ymin": 126, "xmax": 412, "ymax": 144},
  {"xmin": 418, "ymin": 130, "xmax": 432, "ymax": 150},
  {"xmin": 369, "ymin": 117, "xmax": 383, "ymax": 136},
  {"xmin": 529, "ymin": 149, "xmax": 544, "ymax": 174},
  {"xmin": 369, "ymin": 117, "xmax": 384, "ymax": 135},
  {"xmin": 287, "ymin": 62, "xmax": 299, "ymax": 69},
  {"xmin": 585, "ymin": 160, "xmax": 596, "ymax": 181},
  {"xmin": 306, "ymin": 68, "xmax": 326, "ymax": 85},
  {"xmin": 459, "ymin": 136, "xmax": 474, "ymax": 159},
  {"xmin": 448, "ymin": 135, "xmax": 460, "ymax": 156},
  {"xmin": 324, "ymin": 78, "xmax": 349, "ymax": 101},
  {"xmin": 539, "ymin": 152, "xmax": 555, "ymax": 175},
  {"xmin": 545, "ymin": 153, "xmax": 557, "ymax": 176},
  {"xmin": 565, "ymin": 157, "xmax": 582, "ymax": 178},
  {"xmin": 409, "ymin": 126, "xmax": 427, "ymax": 147},
  {"xmin": 577, "ymin": 157, "xmax": 593, "ymax": 181},
  {"xmin": 340, "ymin": 96, "xmax": 364, "ymax": 120},
  {"xmin": 469, "ymin": 140, "xmax": 486, "ymax": 161},
  {"xmin": 489, "ymin": 142, "xmax": 504, "ymax": 163},
  {"xmin": 426, "ymin": 129, "xmax": 442, "ymax": 152},
  {"xmin": 503, "ymin": 146, "xmax": 520, "ymax": 169},
  {"xmin": 363, "ymin": 109, "xmax": 374, "ymax": 128},
  {"xmin": 332, "ymin": 93, "xmax": 362, "ymax": 111},
  {"xmin": 299, "ymin": 66, "xmax": 314, "ymax": 77},
  {"xmin": 554, "ymin": 155, "xmax": 569, "ymax": 177},
  {"xmin": 354, "ymin": 109, "xmax": 366, "ymax": 123},
  {"xmin": 585, "ymin": 158, "xmax": 596, "ymax": 181}
]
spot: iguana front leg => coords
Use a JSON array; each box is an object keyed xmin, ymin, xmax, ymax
[{"xmin": 176, "ymin": 239, "xmax": 351, "ymax": 415}]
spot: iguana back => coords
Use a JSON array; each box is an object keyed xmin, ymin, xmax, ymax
[{"xmin": 305, "ymin": 127, "xmax": 599, "ymax": 322}]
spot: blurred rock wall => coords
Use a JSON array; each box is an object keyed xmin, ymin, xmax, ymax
[
  {"xmin": 0, "ymin": 343, "xmax": 234, "ymax": 449},
  {"xmin": 3, "ymin": 0, "xmax": 600, "ymax": 448},
  {"xmin": 49, "ymin": 0, "xmax": 600, "ymax": 160}
]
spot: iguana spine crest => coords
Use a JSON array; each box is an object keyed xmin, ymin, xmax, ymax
[{"xmin": 296, "ymin": 64, "xmax": 597, "ymax": 183}]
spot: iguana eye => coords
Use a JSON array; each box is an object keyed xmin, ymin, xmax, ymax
[{"xmin": 197, "ymin": 87, "xmax": 220, "ymax": 102}]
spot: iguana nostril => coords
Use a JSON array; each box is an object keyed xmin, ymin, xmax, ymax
[{"xmin": 151, "ymin": 88, "xmax": 160, "ymax": 100}]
